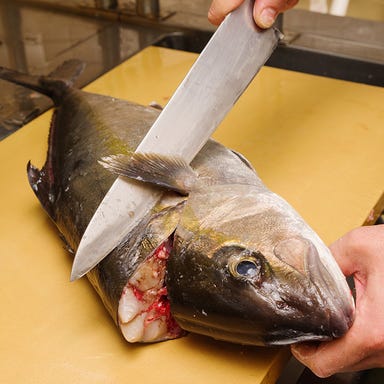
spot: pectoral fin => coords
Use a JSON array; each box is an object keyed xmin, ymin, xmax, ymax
[
  {"xmin": 99, "ymin": 153, "xmax": 197, "ymax": 195},
  {"xmin": 27, "ymin": 161, "xmax": 56, "ymax": 220}
]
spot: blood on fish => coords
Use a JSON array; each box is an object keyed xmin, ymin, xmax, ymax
[
  {"xmin": 132, "ymin": 286, "xmax": 144, "ymax": 301},
  {"xmin": 121, "ymin": 239, "xmax": 184, "ymax": 339}
]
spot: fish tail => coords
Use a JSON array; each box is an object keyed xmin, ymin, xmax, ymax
[{"xmin": 0, "ymin": 59, "xmax": 85, "ymax": 104}]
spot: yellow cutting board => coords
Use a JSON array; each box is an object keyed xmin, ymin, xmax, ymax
[{"xmin": 1, "ymin": 46, "xmax": 383, "ymax": 384}]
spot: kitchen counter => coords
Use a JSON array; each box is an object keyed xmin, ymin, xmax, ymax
[{"xmin": 1, "ymin": 46, "xmax": 383, "ymax": 383}]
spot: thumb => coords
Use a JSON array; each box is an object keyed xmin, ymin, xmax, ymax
[
  {"xmin": 329, "ymin": 225, "xmax": 384, "ymax": 277},
  {"xmin": 329, "ymin": 233, "xmax": 357, "ymax": 277}
]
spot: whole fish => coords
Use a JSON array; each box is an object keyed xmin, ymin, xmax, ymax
[{"xmin": 0, "ymin": 61, "xmax": 355, "ymax": 346}]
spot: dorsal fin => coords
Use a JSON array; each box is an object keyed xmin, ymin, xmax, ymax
[{"xmin": 0, "ymin": 59, "xmax": 85, "ymax": 104}]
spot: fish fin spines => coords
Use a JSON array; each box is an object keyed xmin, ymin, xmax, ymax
[
  {"xmin": 27, "ymin": 161, "xmax": 56, "ymax": 221},
  {"xmin": 99, "ymin": 153, "xmax": 198, "ymax": 195}
]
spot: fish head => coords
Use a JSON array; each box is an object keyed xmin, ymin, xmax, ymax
[
  {"xmin": 98, "ymin": 151, "xmax": 355, "ymax": 345},
  {"xmin": 166, "ymin": 187, "xmax": 355, "ymax": 346}
]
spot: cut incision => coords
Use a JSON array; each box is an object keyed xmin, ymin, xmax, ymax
[{"xmin": 118, "ymin": 239, "xmax": 185, "ymax": 342}]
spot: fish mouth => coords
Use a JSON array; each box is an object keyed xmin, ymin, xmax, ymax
[
  {"xmin": 264, "ymin": 313, "xmax": 351, "ymax": 346},
  {"xmin": 265, "ymin": 331, "xmax": 333, "ymax": 346}
]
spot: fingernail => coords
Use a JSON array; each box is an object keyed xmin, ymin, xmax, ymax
[{"xmin": 259, "ymin": 8, "xmax": 277, "ymax": 28}]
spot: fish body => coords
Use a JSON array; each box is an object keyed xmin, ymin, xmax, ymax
[{"xmin": 1, "ymin": 61, "xmax": 354, "ymax": 345}]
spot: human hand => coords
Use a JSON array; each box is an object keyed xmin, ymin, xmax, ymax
[
  {"xmin": 291, "ymin": 225, "xmax": 384, "ymax": 377},
  {"xmin": 208, "ymin": 0, "xmax": 299, "ymax": 29}
]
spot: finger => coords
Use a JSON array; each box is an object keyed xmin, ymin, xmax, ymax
[
  {"xmin": 253, "ymin": 0, "xmax": 299, "ymax": 28},
  {"xmin": 208, "ymin": 0, "xmax": 245, "ymax": 25},
  {"xmin": 292, "ymin": 326, "xmax": 384, "ymax": 376},
  {"xmin": 291, "ymin": 331, "xmax": 363, "ymax": 378},
  {"xmin": 329, "ymin": 225, "xmax": 384, "ymax": 276}
]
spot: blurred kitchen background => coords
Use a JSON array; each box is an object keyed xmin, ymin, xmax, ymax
[{"xmin": 0, "ymin": 0, "xmax": 383, "ymax": 139}]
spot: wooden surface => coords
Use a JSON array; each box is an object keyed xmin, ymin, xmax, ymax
[{"xmin": 1, "ymin": 46, "xmax": 383, "ymax": 383}]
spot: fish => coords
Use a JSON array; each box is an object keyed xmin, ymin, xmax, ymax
[{"xmin": 0, "ymin": 60, "xmax": 355, "ymax": 346}]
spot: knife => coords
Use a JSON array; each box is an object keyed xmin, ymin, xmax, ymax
[{"xmin": 70, "ymin": 0, "xmax": 282, "ymax": 281}]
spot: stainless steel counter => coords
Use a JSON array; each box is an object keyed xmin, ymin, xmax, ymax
[{"xmin": 0, "ymin": 1, "xmax": 169, "ymax": 138}]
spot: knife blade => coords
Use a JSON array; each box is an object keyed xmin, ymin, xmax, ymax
[{"xmin": 70, "ymin": 0, "xmax": 282, "ymax": 281}]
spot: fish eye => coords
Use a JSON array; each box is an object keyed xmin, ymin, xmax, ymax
[
  {"xmin": 213, "ymin": 245, "xmax": 266, "ymax": 283},
  {"xmin": 236, "ymin": 260, "xmax": 259, "ymax": 278},
  {"xmin": 229, "ymin": 256, "xmax": 262, "ymax": 282}
]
